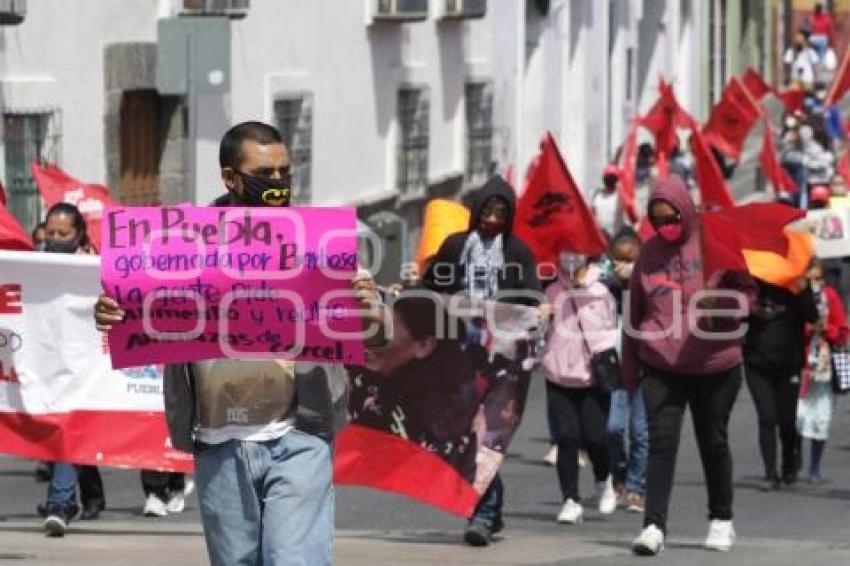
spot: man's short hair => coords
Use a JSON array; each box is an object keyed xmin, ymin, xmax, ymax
[{"xmin": 219, "ymin": 121, "xmax": 284, "ymax": 169}]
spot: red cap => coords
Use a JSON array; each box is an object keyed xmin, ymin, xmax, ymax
[
  {"xmin": 811, "ymin": 184, "xmax": 831, "ymax": 204},
  {"xmin": 603, "ymin": 164, "xmax": 621, "ymax": 179}
]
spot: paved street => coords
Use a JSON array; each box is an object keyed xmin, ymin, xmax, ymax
[{"xmin": 2, "ymin": 372, "xmax": 850, "ymax": 564}]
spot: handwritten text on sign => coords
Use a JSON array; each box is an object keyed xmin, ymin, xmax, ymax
[{"xmin": 101, "ymin": 206, "xmax": 364, "ymax": 369}]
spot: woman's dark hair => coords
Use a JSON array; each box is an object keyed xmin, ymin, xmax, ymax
[
  {"xmin": 31, "ymin": 221, "xmax": 46, "ymax": 243},
  {"xmin": 391, "ymin": 292, "xmax": 465, "ymax": 343},
  {"xmin": 46, "ymin": 202, "xmax": 90, "ymax": 248},
  {"xmin": 219, "ymin": 121, "xmax": 283, "ymax": 170},
  {"xmin": 609, "ymin": 226, "xmax": 642, "ymax": 252}
]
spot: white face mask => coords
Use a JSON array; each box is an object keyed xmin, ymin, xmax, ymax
[
  {"xmin": 614, "ymin": 260, "xmax": 635, "ymax": 280},
  {"xmin": 800, "ymin": 125, "xmax": 814, "ymax": 142},
  {"xmin": 785, "ymin": 116, "xmax": 798, "ymax": 129}
]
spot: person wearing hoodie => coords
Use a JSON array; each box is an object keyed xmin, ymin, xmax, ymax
[
  {"xmin": 421, "ymin": 176, "xmax": 541, "ymax": 547},
  {"xmin": 623, "ymin": 176, "xmax": 755, "ymax": 556},
  {"xmin": 744, "ymin": 278, "xmax": 818, "ymax": 490},
  {"xmin": 541, "ymin": 252, "xmax": 619, "ymax": 524}
]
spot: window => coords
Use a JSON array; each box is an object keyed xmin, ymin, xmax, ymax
[
  {"xmin": 3, "ymin": 111, "xmax": 61, "ymax": 231},
  {"xmin": 120, "ymin": 90, "xmax": 161, "ymax": 204},
  {"xmin": 273, "ymin": 95, "xmax": 313, "ymax": 204},
  {"xmin": 397, "ymin": 87, "xmax": 429, "ymax": 196},
  {"xmin": 465, "ymin": 81, "xmax": 493, "ymax": 186}
]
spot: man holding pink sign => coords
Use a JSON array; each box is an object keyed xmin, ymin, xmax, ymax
[{"xmin": 95, "ymin": 122, "xmax": 374, "ymax": 566}]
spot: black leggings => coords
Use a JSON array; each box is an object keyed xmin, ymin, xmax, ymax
[
  {"xmin": 546, "ymin": 382, "xmax": 610, "ymax": 502},
  {"xmin": 745, "ymin": 364, "xmax": 801, "ymax": 478},
  {"xmin": 641, "ymin": 365, "xmax": 742, "ymax": 533}
]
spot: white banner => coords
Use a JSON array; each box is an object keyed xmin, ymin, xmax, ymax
[{"xmin": 0, "ymin": 250, "xmax": 191, "ymax": 471}]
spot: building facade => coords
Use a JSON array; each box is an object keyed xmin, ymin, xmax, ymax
[{"xmin": 0, "ymin": 0, "xmax": 783, "ymax": 272}]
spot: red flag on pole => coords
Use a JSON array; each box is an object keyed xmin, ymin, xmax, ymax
[
  {"xmin": 687, "ymin": 118, "xmax": 735, "ymax": 210},
  {"xmin": 826, "ymin": 45, "xmax": 850, "ymax": 105},
  {"xmin": 514, "ymin": 132, "xmax": 607, "ymax": 267},
  {"xmin": 618, "ymin": 121, "xmax": 640, "ymax": 223},
  {"xmin": 641, "ymin": 79, "xmax": 690, "ymax": 158},
  {"xmin": 701, "ymin": 203, "xmax": 806, "ymax": 278},
  {"xmin": 774, "ymin": 89, "xmax": 807, "ymax": 113},
  {"xmin": 31, "ymin": 164, "xmax": 114, "ymax": 253},
  {"xmin": 702, "ymin": 79, "xmax": 761, "ymax": 159},
  {"xmin": 742, "ymin": 68, "xmax": 772, "ymax": 100},
  {"xmin": 759, "ymin": 123, "xmax": 799, "ymax": 194},
  {"xmin": 0, "ymin": 204, "xmax": 33, "ymax": 251}
]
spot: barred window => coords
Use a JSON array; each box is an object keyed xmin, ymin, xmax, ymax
[
  {"xmin": 465, "ymin": 81, "xmax": 493, "ymax": 186},
  {"xmin": 397, "ymin": 87, "xmax": 429, "ymax": 196},
  {"xmin": 273, "ymin": 95, "xmax": 313, "ymax": 204},
  {"xmin": 3, "ymin": 111, "xmax": 62, "ymax": 231}
]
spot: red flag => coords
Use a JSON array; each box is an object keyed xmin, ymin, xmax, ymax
[
  {"xmin": 0, "ymin": 181, "xmax": 6, "ymax": 207},
  {"xmin": 687, "ymin": 118, "xmax": 735, "ymax": 210},
  {"xmin": 31, "ymin": 164, "xmax": 114, "ymax": 253},
  {"xmin": 700, "ymin": 203, "xmax": 806, "ymax": 278},
  {"xmin": 759, "ymin": 123, "xmax": 799, "ymax": 194},
  {"xmin": 742, "ymin": 68, "xmax": 771, "ymax": 100},
  {"xmin": 514, "ymin": 132, "xmax": 607, "ymax": 266},
  {"xmin": 774, "ymin": 89, "xmax": 807, "ymax": 113},
  {"xmin": 641, "ymin": 79, "xmax": 690, "ymax": 157},
  {"xmin": 838, "ymin": 150, "xmax": 850, "ymax": 181},
  {"xmin": 619, "ymin": 121, "xmax": 640, "ymax": 223},
  {"xmin": 826, "ymin": 45, "xmax": 850, "ymax": 105},
  {"xmin": 702, "ymin": 79, "xmax": 760, "ymax": 159},
  {"xmin": 0, "ymin": 205, "xmax": 33, "ymax": 251}
]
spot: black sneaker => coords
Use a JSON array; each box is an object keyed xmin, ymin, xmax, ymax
[
  {"xmin": 43, "ymin": 504, "xmax": 74, "ymax": 538},
  {"xmin": 463, "ymin": 522, "xmax": 492, "ymax": 547}
]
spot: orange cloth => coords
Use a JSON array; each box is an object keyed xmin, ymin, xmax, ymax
[
  {"xmin": 742, "ymin": 229, "xmax": 813, "ymax": 293},
  {"xmin": 415, "ymin": 199, "xmax": 470, "ymax": 268}
]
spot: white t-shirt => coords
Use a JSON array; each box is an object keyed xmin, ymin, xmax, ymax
[
  {"xmin": 193, "ymin": 359, "xmax": 297, "ymax": 444},
  {"xmin": 784, "ymin": 47, "xmax": 820, "ymax": 85},
  {"xmin": 591, "ymin": 189, "xmax": 623, "ymax": 236}
]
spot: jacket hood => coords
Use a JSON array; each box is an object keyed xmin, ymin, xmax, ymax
[
  {"xmin": 468, "ymin": 176, "xmax": 516, "ymax": 237},
  {"xmin": 648, "ymin": 175, "xmax": 697, "ymax": 244}
]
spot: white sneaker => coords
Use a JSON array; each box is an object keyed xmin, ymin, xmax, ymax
[
  {"xmin": 632, "ymin": 524, "xmax": 665, "ymax": 556},
  {"xmin": 577, "ymin": 450, "xmax": 588, "ymax": 468},
  {"xmin": 165, "ymin": 479, "xmax": 195, "ymax": 514},
  {"xmin": 556, "ymin": 499, "xmax": 583, "ymax": 524},
  {"xmin": 704, "ymin": 519, "xmax": 736, "ymax": 551},
  {"xmin": 143, "ymin": 494, "xmax": 168, "ymax": 517},
  {"xmin": 596, "ymin": 476, "xmax": 617, "ymax": 515},
  {"xmin": 543, "ymin": 445, "xmax": 558, "ymax": 466}
]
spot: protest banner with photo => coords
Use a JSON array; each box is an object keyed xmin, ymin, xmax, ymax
[
  {"xmin": 0, "ymin": 250, "xmax": 192, "ymax": 472},
  {"xmin": 804, "ymin": 207, "xmax": 850, "ymax": 259},
  {"xmin": 334, "ymin": 291, "xmax": 541, "ymax": 517},
  {"xmin": 101, "ymin": 206, "xmax": 364, "ymax": 369}
]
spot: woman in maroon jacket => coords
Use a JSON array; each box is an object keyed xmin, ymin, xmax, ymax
[{"xmin": 623, "ymin": 177, "xmax": 755, "ymax": 556}]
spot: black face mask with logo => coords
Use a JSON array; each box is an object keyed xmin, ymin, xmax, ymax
[
  {"xmin": 238, "ymin": 171, "xmax": 293, "ymax": 207},
  {"xmin": 43, "ymin": 237, "xmax": 81, "ymax": 254}
]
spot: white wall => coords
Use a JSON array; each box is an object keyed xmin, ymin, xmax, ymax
[{"xmin": 0, "ymin": 0, "xmax": 158, "ymax": 184}]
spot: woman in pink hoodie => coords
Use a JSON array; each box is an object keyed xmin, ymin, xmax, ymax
[
  {"xmin": 624, "ymin": 177, "xmax": 755, "ymax": 556},
  {"xmin": 541, "ymin": 253, "xmax": 618, "ymax": 525}
]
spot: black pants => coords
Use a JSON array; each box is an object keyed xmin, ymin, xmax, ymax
[
  {"xmin": 77, "ymin": 465, "xmax": 104, "ymax": 509},
  {"xmin": 641, "ymin": 365, "xmax": 742, "ymax": 533},
  {"xmin": 546, "ymin": 381, "xmax": 610, "ymax": 502},
  {"xmin": 140, "ymin": 470, "xmax": 186, "ymax": 500},
  {"xmin": 745, "ymin": 364, "xmax": 801, "ymax": 479}
]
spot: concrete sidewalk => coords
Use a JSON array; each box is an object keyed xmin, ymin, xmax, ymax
[{"xmin": 3, "ymin": 520, "xmax": 850, "ymax": 565}]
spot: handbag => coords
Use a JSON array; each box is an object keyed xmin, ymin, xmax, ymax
[
  {"xmin": 568, "ymin": 295, "xmax": 622, "ymax": 392},
  {"xmin": 831, "ymin": 345, "xmax": 850, "ymax": 394}
]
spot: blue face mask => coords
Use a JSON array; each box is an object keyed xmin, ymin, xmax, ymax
[{"xmin": 43, "ymin": 237, "xmax": 80, "ymax": 254}]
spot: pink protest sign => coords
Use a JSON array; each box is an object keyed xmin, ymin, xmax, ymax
[{"xmin": 101, "ymin": 206, "xmax": 365, "ymax": 369}]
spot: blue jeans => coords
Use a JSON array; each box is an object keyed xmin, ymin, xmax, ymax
[
  {"xmin": 194, "ymin": 431, "xmax": 334, "ymax": 566},
  {"xmin": 607, "ymin": 388, "xmax": 648, "ymax": 495},
  {"xmin": 47, "ymin": 463, "xmax": 78, "ymax": 508},
  {"xmin": 470, "ymin": 473, "xmax": 504, "ymax": 530}
]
